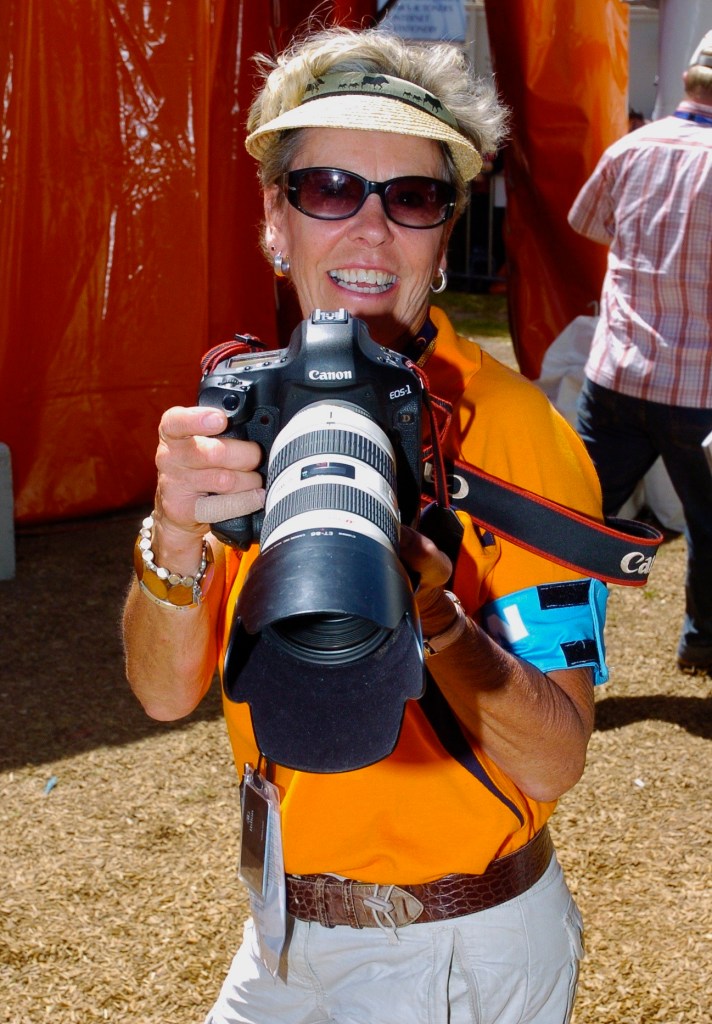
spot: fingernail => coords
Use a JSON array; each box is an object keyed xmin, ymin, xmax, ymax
[{"xmin": 203, "ymin": 411, "xmax": 224, "ymax": 429}]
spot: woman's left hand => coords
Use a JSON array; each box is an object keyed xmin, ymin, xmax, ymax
[{"xmin": 399, "ymin": 526, "xmax": 456, "ymax": 635}]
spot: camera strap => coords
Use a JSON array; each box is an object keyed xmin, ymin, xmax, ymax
[
  {"xmin": 201, "ymin": 334, "xmax": 266, "ymax": 374},
  {"xmin": 200, "ymin": 331, "xmax": 663, "ymax": 588},
  {"xmin": 417, "ymin": 387, "xmax": 663, "ymax": 588}
]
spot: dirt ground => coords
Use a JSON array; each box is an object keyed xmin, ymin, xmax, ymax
[{"xmin": 1, "ymin": 338, "xmax": 710, "ymax": 1023}]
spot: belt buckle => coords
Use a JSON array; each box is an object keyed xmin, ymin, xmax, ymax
[{"xmin": 360, "ymin": 884, "xmax": 424, "ymax": 930}]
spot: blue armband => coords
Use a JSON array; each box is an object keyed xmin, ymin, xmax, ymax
[{"xmin": 481, "ymin": 578, "xmax": 609, "ymax": 685}]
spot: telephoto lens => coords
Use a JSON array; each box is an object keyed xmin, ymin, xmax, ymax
[
  {"xmin": 258, "ymin": 400, "xmax": 403, "ymax": 664},
  {"xmin": 211, "ymin": 310, "xmax": 426, "ymax": 773}
]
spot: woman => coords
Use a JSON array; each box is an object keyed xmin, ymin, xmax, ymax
[{"xmin": 123, "ymin": 25, "xmax": 607, "ymax": 1024}]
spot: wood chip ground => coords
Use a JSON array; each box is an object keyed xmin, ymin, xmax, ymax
[{"xmin": 2, "ymin": 346, "xmax": 710, "ymax": 1022}]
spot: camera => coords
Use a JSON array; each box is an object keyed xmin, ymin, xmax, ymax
[
  {"xmin": 197, "ymin": 309, "xmax": 426, "ymax": 773},
  {"xmin": 198, "ymin": 308, "xmax": 423, "ymax": 549}
]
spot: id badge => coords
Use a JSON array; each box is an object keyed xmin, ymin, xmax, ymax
[
  {"xmin": 238, "ymin": 770, "xmax": 271, "ymax": 898},
  {"xmin": 238, "ymin": 763, "xmax": 286, "ymax": 977}
]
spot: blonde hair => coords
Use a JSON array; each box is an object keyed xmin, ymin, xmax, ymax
[
  {"xmin": 685, "ymin": 64, "xmax": 712, "ymax": 102},
  {"xmin": 247, "ymin": 25, "xmax": 508, "ymax": 211},
  {"xmin": 685, "ymin": 31, "xmax": 712, "ymax": 100}
]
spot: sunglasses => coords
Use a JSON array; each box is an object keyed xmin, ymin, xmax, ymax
[{"xmin": 279, "ymin": 167, "xmax": 456, "ymax": 229}]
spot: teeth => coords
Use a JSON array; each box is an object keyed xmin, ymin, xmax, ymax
[{"xmin": 329, "ymin": 268, "xmax": 396, "ymax": 293}]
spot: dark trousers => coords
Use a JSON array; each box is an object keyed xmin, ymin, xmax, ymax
[{"xmin": 577, "ymin": 378, "xmax": 712, "ymax": 661}]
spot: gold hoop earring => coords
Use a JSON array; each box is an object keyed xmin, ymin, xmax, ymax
[
  {"xmin": 431, "ymin": 268, "xmax": 447, "ymax": 294},
  {"xmin": 273, "ymin": 251, "xmax": 291, "ymax": 278}
]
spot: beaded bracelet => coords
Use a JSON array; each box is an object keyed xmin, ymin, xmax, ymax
[{"xmin": 133, "ymin": 513, "xmax": 213, "ymax": 609}]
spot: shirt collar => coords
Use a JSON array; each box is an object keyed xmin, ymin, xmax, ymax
[{"xmin": 676, "ymin": 99, "xmax": 712, "ymax": 122}]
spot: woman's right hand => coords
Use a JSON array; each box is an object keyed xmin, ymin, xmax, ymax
[
  {"xmin": 151, "ymin": 405, "xmax": 265, "ymax": 558},
  {"xmin": 123, "ymin": 402, "xmax": 261, "ymax": 719}
]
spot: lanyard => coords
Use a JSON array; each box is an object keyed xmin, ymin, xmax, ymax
[
  {"xmin": 673, "ymin": 108, "xmax": 712, "ymax": 126},
  {"xmin": 402, "ymin": 314, "xmax": 438, "ymax": 366}
]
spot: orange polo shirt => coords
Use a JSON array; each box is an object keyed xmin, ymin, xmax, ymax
[{"xmin": 217, "ymin": 307, "xmax": 603, "ymax": 884}]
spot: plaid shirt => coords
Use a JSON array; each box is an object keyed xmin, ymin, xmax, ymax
[{"xmin": 568, "ymin": 100, "xmax": 712, "ymax": 408}]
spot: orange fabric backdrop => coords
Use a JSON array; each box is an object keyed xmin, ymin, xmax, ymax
[
  {"xmin": 0, "ymin": 0, "xmax": 626, "ymax": 522},
  {"xmin": 0, "ymin": 0, "xmax": 374, "ymax": 523},
  {"xmin": 483, "ymin": 0, "xmax": 629, "ymax": 378}
]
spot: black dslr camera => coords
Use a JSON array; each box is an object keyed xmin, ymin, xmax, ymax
[
  {"xmin": 198, "ymin": 307, "xmax": 424, "ymax": 550},
  {"xmin": 196, "ymin": 309, "xmax": 426, "ymax": 774}
]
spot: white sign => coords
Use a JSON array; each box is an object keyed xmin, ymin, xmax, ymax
[{"xmin": 378, "ymin": 0, "xmax": 467, "ymax": 43}]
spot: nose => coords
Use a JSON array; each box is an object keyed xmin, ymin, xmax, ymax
[{"xmin": 347, "ymin": 192, "xmax": 393, "ymax": 245}]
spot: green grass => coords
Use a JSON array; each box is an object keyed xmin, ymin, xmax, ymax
[{"xmin": 436, "ymin": 289, "xmax": 510, "ymax": 339}]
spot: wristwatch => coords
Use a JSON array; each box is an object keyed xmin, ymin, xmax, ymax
[{"xmin": 422, "ymin": 591, "xmax": 469, "ymax": 659}]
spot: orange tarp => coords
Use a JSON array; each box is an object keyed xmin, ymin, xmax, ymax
[
  {"xmin": 0, "ymin": 0, "xmax": 626, "ymax": 522},
  {"xmin": 483, "ymin": 0, "xmax": 628, "ymax": 378}
]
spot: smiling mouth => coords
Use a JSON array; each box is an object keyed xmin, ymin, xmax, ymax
[{"xmin": 328, "ymin": 268, "xmax": 397, "ymax": 294}]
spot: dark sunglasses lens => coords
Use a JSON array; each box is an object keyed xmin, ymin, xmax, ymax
[
  {"xmin": 293, "ymin": 170, "xmax": 365, "ymax": 219},
  {"xmin": 384, "ymin": 177, "xmax": 455, "ymax": 227}
]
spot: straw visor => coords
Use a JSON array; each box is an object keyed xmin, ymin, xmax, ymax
[{"xmin": 245, "ymin": 71, "xmax": 483, "ymax": 182}]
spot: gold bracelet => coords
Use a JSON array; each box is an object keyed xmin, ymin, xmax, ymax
[
  {"xmin": 422, "ymin": 591, "xmax": 469, "ymax": 659},
  {"xmin": 133, "ymin": 514, "xmax": 214, "ymax": 609}
]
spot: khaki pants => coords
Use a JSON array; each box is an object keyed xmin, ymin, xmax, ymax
[{"xmin": 205, "ymin": 854, "xmax": 584, "ymax": 1024}]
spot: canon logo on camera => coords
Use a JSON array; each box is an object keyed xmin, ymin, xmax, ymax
[{"xmin": 307, "ymin": 368, "xmax": 354, "ymax": 381}]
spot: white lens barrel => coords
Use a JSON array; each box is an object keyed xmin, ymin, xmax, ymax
[{"xmin": 261, "ymin": 402, "xmax": 401, "ymax": 552}]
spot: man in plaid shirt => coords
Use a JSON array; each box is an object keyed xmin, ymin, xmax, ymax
[{"xmin": 569, "ymin": 30, "xmax": 712, "ymax": 676}]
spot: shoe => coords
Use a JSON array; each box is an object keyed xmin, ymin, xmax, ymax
[{"xmin": 676, "ymin": 655, "xmax": 712, "ymax": 677}]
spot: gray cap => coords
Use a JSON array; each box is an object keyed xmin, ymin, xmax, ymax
[{"xmin": 689, "ymin": 30, "xmax": 712, "ymax": 69}]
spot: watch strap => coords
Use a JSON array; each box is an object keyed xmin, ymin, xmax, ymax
[{"xmin": 423, "ymin": 591, "xmax": 468, "ymax": 658}]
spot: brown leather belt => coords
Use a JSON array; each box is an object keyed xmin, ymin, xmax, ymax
[{"xmin": 285, "ymin": 826, "xmax": 553, "ymax": 929}]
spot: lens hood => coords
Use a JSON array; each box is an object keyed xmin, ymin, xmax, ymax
[
  {"xmin": 223, "ymin": 612, "xmax": 424, "ymax": 773},
  {"xmin": 237, "ymin": 533, "xmax": 413, "ymax": 635},
  {"xmin": 223, "ymin": 532, "xmax": 424, "ymax": 771}
]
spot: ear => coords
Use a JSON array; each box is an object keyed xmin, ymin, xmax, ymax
[
  {"xmin": 438, "ymin": 221, "xmax": 455, "ymax": 269},
  {"xmin": 264, "ymin": 185, "xmax": 288, "ymax": 253}
]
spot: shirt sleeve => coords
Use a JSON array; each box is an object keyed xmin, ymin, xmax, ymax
[{"xmin": 568, "ymin": 157, "xmax": 616, "ymax": 246}]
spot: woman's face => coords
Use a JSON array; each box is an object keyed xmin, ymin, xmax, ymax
[{"xmin": 264, "ymin": 128, "xmax": 454, "ymax": 349}]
